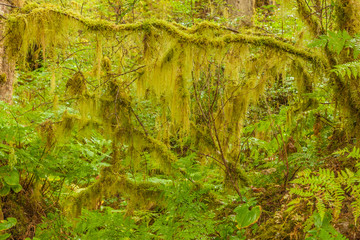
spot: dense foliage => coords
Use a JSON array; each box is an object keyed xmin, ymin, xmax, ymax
[{"xmin": 1, "ymin": 0, "xmax": 360, "ymax": 239}]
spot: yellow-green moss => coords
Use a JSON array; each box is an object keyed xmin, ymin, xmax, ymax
[
  {"xmin": 0, "ymin": 73, "xmax": 7, "ymax": 84},
  {"xmin": 4, "ymin": 6, "xmax": 327, "ymax": 68},
  {"xmin": 66, "ymin": 72, "xmax": 87, "ymax": 96},
  {"xmin": 69, "ymin": 170, "xmax": 163, "ymax": 216},
  {"xmin": 295, "ymin": 0, "xmax": 324, "ymax": 37},
  {"xmin": 101, "ymin": 56, "xmax": 112, "ymax": 72}
]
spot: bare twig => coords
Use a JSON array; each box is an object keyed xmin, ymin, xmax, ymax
[
  {"xmin": 189, "ymin": 148, "xmax": 225, "ymax": 167},
  {"xmin": 210, "ymin": 113, "xmax": 243, "ymax": 200},
  {"xmin": 0, "ymin": 2, "xmax": 19, "ymax": 8},
  {"xmin": 107, "ymin": 64, "xmax": 145, "ymax": 78},
  {"xmin": 129, "ymin": 106, "xmax": 149, "ymax": 136}
]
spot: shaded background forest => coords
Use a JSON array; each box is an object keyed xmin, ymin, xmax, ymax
[{"xmin": 1, "ymin": 0, "xmax": 360, "ymax": 239}]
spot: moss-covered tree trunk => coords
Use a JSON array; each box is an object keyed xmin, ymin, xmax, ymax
[
  {"xmin": 227, "ymin": 0, "xmax": 255, "ymax": 25},
  {"xmin": 0, "ymin": 0, "xmax": 15, "ymax": 103}
]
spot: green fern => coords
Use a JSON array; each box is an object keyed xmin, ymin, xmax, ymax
[
  {"xmin": 347, "ymin": 147, "xmax": 360, "ymax": 159},
  {"xmin": 338, "ymin": 168, "xmax": 360, "ymax": 224},
  {"xmin": 305, "ymin": 211, "xmax": 348, "ymax": 240},
  {"xmin": 290, "ymin": 168, "xmax": 344, "ymax": 221},
  {"xmin": 331, "ymin": 61, "xmax": 360, "ymax": 78},
  {"xmin": 351, "ymin": 188, "xmax": 360, "ymax": 224},
  {"xmin": 333, "ymin": 146, "xmax": 360, "ymax": 160},
  {"xmin": 291, "ymin": 166, "xmax": 360, "ymax": 225}
]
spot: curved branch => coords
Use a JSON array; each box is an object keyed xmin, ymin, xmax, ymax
[{"xmin": 7, "ymin": 6, "xmax": 329, "ymax": 69}]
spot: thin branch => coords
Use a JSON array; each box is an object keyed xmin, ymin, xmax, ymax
[
  {"xmin": 0, "ymin": 2, "xmax": 19, "ymax": 8},
  {"xmin": 107, "ymin": 64, "xmax": 145, "ymax": 78},
  {"xmin": 192, "ymin": 78, "xmax": 209, "ymax": 124},
  {"xmin": 92, "ymin": 65, "xmax": 145, "ymax": 91},
  {"xmin": 224, "ymin": 27, "xmax": 239, "ymax": 33},
  {"xmin": 129, "ymin": 106, "xmax": 149, "ymax": 136},
  {"xmin": 189, "ymin": 148, "xmax": 225, "ymax": 167},
  {"xmin": 209, "ymin": 113, "xmax": 243, "ymax": 200},
  {"xmin": 59, "ymin": 48, "xmax": 93, "ymax": 65},
  {"xmin": 277, "ymin": 125, "xmax": 289, "ymax": 188},
  {"xmin": 124, "ymin": 77, "xmax": 139, "ymax": 89}
]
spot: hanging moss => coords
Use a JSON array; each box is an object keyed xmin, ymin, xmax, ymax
[
  {"xmin": 3, "ymin": 4, "xmax": 329, "ymax": 145},
  {"xmin": 191, "ymin": 122, "xmax": 216, "ymax": 151},
  {"xmin": 292, "ymin": 59, "xmax": 314, "ymax": 94},
  {"xmin": 101, "ymin": 56, "xmax": 112, "ymax": 72},
  {"xmin": 66, "ymin": 71, "xmax": 87, "ymax": 96},
  {"xmin": 7, "ymin": 2, "xmax": 354, "ymax": 223},
  {"xmin": 93, "ymin": 35, "xmax": 103, "ymax": 90},
  {"xmin": 334, "ymin": 0, "xmax": 360, "ymax": 35},
  {"xmin": 50, "ymin": 70, "xmax": 56, "ymax": 94},
  {"xmin": 129, "ymin": 129, "xmax": 177, "ymax": 174},
  {"xmin": 38, "ymin": 120, "xmax": 56, "ymax": 149},
  {"xmin": 55, "ymin": 111, "xmax": 79, "ymax": 143},
  {"xmin": 4, "ymin": 5, "xmax": 327, "ymax": 68}
]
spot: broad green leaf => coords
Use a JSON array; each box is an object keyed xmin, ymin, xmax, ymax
[
  {"xmin": 234, "ymin": 203, "xmax": 262, "ymax": 229},
  {"xmin": 0, "ymin": 217, "xmax": 16, "ymax": 231},
  {"xmin": 11, "ymin": 184, "xmax": 22, "ymax": 193},
  {"xmin": 3, "ymin": 170, "xmax": 19, "ymax": 186},
  {"xmin": 0, "ymin": 166, "xmax": 9, "ymax": 176},
  {"xmin": 0, "ymin": 233, "xmax": 11, "ymax": 240},
  {"xmin": 313, "ymin": 211, "xmax": 332, "ymax": 228},
  {"xmin": 0, "ymin": 186, "xmax": 10, "ymax": 196}
]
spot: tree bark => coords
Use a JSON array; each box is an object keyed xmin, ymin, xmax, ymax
[
  {"xmin": 227, "ymin": 0, "xmax": 255, "ymax": 25},
  {"xmin": 0, "ymin": 0, "xmax": 15, "ymax": 103}
]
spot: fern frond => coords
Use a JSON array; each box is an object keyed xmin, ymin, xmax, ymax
[
  {"xmin": 290, "ymin": 187, "xmax": 314, "ymax": 197},
  {"xmin": 351, "ymin": 185, "xmax": 360, "ymax": 224},
  {"xmin": 351, "ymin": 198, "xmax": 360, "ymax": 225},
  {"xmin": 331, "ymin": 61, "xmax": 360, "ymax": 78},
  {"xmin": 347, "ymin": 147, "xmax": 360, "ymax": 159},
  {"xmin": 290, "ymin": 166, "xmax": 360, "ymax": 224},
  {"xmin": 316, "ymin": 197, "xmax": 326, "ymax": 221},
  {"xmin": 290, "ymin": 168, "xmax": 345, "ymax": 221}
]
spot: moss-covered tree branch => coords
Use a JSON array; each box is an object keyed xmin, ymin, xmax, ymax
[{"xmin": 5, "ymin": 5, "xmax": 328, "ymax": 69}]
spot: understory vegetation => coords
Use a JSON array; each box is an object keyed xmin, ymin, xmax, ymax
[{"xmin": 1, "ymin": 0, "xmax": 360, "ymax": 239}]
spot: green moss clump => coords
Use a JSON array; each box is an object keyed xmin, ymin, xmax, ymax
[
  {"xmin": 0, "ymin": 73, "xmax": 7, "ymax": 84},
  {"xmin": 101, "ymin": 56, "xmax": 112, "ymax": 72},
  {"xmin": 66, "ymin": 72, "xmax": 87, "ymax": 96}
]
